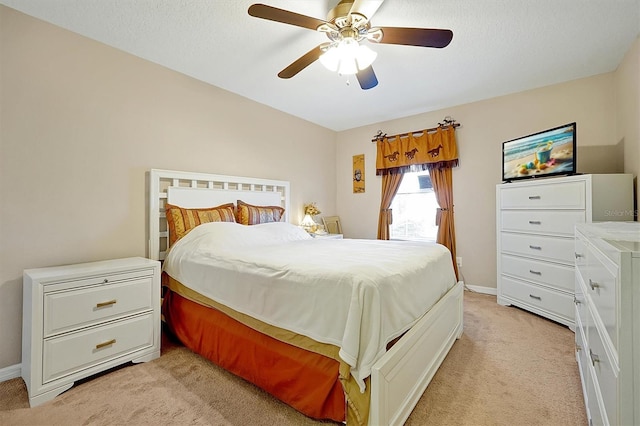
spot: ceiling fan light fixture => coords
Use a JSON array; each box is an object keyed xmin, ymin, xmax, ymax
[
  {"xmin": 248, "ymin": 2, "xmax": 454, "ymax": 89},
  {"xmin": 319, "ymin": 39, "xmax": 377, "ymax": 75},
  {"xmin": 336, "ymin": 38, "xmax": 359, "ymax": 74}
]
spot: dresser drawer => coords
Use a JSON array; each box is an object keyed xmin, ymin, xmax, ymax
[
  {"xmin": 588, "ymin": 307, "xmax": 619, "ymax": 426},
  {"xmin": 501, "ymin": 233, "xmax": 575, "ymax": 264},
  {"xmin": 575, "ymin": 313, "xmax": 588, "ymax": 368},
  {"xmin": 500, "ymin": 210, "xmax": 585, "ymax": 236},
  {"xmin": 501, "ymin": 254, "xmax": 574, "ymax": 292},
  {"xmin": 501, "ymin": 276, "xmax": 574, "ymax": 322},
  {"xmin": 500, "ymin": 180, "xmax": 586, "ymax": 209},
  {"xmin": 575, "ymin": 272, "xmax": 589, "ymax": 340},
  {"xmin": 44, "ymin": 277, "xmax": 154, "ymax": 337},
  {"xmin": 575, "ymin": 316, "xmax": 589, "ymax": 409},
  {"xmin": 42, "ymin": 313, "xmax": 154, "ymax": 384},
  {"xmin": 587, "ymin": 367, "xmax": 605, "ymax": 426},
  {"xmin": 585, "ymin": 246, "xmax": 618, "ymax": 350},
  {"xmin": 575, "ymin": 233, "xmax": 588, "ymax": 274}
]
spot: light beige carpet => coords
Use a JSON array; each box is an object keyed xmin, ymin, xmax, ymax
[{"xmin": 0, "ymin": 291, "xmax": 586, "ymax": 425}]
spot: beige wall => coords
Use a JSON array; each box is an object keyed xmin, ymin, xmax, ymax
[
  {"xmin": 1, "ymin": 5, "xmax": 637, "ymax": 372},
  {"xmin": 614, "ymin": 36, "xmax": 640, "ymax": 216},
  {"xmin": 0, "ymin": 6, "xmax": 336, "ymax": 368},
  {"xmin": 336, "ymin": 72, "xmax": 633, "ymax": 290}
]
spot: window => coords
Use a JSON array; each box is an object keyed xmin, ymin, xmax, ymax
[{"xmin": 389, "ymin": 171, "xmax": 438, "ymax": 241}]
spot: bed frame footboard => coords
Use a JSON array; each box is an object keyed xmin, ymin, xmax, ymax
[{"xmin": 369, "ymin": 281, "xmax": 464, "ymax": 425}]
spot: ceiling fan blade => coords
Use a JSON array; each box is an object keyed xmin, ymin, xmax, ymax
[
  {"xmin": 278, "ymin": 45, "xmax": 324, "ymax": 79},
  {"xmin": 349, "ymin": 0, "xmax": 384, "ymax": 20},
  {"xmin": 377, "ymin": 27, "xmax": 453, "ymax": 48},
  {"xmin": 356, "ymin": 65, "xmax": 378, "ymax": 90},
  {"xmin": 248, "ymin": 4, "xmax": 328, "ymax": 31}
]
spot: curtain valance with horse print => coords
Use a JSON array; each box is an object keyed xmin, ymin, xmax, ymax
[{"xmin": 376, "ymin": 126, "xmax": 458, "ymax": 175}]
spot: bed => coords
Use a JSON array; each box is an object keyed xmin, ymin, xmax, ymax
[{"xmin": 148, "ymin": 169, "xmax": 463, "ymax": 426}]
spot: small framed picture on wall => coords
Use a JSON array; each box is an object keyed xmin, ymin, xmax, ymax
[{"xmin": 353, "ymin": 154, "xmax": 365, "ymax": 193}]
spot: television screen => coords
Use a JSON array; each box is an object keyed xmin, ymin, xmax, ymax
[{"xmin": 502, "ymin": 122, "xmax": 576, "ymax": 182}]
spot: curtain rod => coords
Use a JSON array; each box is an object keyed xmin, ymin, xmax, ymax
[{"xmin": 371, "ymin": 117, "xmax": 460, "ymax": 143}]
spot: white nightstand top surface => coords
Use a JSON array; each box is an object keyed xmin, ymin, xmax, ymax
[{"xmin": 311, "ymin": 233, "xmax": 343, "ymax": 239}]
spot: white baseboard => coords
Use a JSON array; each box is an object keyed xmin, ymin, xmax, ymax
[
  {"xmin": 464, "ymin": 284, "xmax": 497, "ymax": 295},
  {"xmin": 0, "ymin": 363, "xmax": 21, "ymax": 383}
]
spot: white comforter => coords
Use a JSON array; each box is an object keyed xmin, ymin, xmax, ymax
[{"xmin": 164, "ymin": 221, "xmax": 457, "ymax": 391}]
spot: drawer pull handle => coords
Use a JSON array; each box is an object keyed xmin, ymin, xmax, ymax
[
  {"xmin": 528, "ymin": 220, "xmax": 542, "ymax": 225},
  {"xmin": 573, "ymin": 296, "xmax": 581, "ymax": 305},
  {"xmin": 96, "ymin": 299, "xmax": 117, "ymax": 308},
  {"xmin": 589, "ymin": 349, "xmax": 600, "ymax": 366},
  {"xmin": 589, "ymin": 279, "xmax": 599, "ymax": 290},
  {"xmin": 95, "ymin": 339, "xmax": 116, "ymax": 350},
  {"xmin": 529, "ymin": 294, "xmax": 541, "ymax": 301},
  {"xmin": 529, "ymin": 270, "xmax": 542, "ymax": 276},
  {"xmin": 103, "ymin": 279, "xmax": 109, "ymax": 284},
  {"xmin": 529, "ymin": 245, "xmax": 542, "ymax": 250},
  {"xmin": 528, "ymin": 195, "xmax": 541, "ymax": 200},
  {"xmin": 575, "ymin": 253, "xmax": 583, "ymax": 259}
]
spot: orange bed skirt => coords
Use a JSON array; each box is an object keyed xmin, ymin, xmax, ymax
[{"xmin": 163, "ymin": 290, "xmax": 346, "ymax": 422}]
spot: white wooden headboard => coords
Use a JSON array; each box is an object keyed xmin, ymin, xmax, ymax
[{"xmin": 148, "ymin": 169, "xmax": 290, "ymax": 261}]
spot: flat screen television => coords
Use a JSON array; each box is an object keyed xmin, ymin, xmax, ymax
[{"xmin": 502, "ymin": 122, "xmax": 577, "ymax": 182}]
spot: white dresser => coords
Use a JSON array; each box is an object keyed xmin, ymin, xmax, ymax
[
  {"xmin": 22, "ymin": 257, "xmax": 161, "ymax": 407},
  {"xmin": 574, "ymin": 222, "xmax": 639, "ymax": 426},
  {"xmin": 496, "ymin": 174, "xmax": 633, "ymax": 327}
]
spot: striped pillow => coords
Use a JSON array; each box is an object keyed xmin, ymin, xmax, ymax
[
  {"xmin": 165, "ymin": 203, "xmax": 235, "ymax": 246},
  {"xmin": 236, "ymin": 200, "xmax": 285, "ymax": 225}
]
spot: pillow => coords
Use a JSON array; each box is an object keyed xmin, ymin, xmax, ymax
[
  {"xmin": 165, "ymin": 203, "xmax": 235, "ymax": 246},
  {"xmin": 236, "ymin": 200, "xmax": 285, "ymax": 225}
]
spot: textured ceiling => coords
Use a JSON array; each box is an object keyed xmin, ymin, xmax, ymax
[{"xmin": 2, "ymin": 0, "xmax": 639, "ymax": 131}]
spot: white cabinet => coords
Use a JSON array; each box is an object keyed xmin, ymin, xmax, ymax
[
  {"xmin": 22, "ymin": 257, "xmax": 161, "ymax": 407},
  {"xmin": 496, "ymin": 174, "xmax": 633, "ymax": 327},
  {"xmin": 574, "ymin": 222, "xmax": 640, "ymax": 426}
]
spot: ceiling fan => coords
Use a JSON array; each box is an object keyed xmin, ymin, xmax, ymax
[{"xmin": 248, "ymin": 0, "xmax": 453, "ymax": 90}]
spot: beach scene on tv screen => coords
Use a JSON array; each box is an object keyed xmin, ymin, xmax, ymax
[{"xmin": 503, "ymin": 124, "xmax": 575, "ymax": 180}]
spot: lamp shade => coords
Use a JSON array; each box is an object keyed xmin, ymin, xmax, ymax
[{"xmin": 300, "ymin": 214, "xmax": 316, "ymax": 228}]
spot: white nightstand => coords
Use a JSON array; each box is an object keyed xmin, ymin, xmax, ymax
[
  {"xmin": 22, "ymin": 257, "xmax": 161, "ymax": 407},
  {"xmin": 312, "ymin": 233, "xmax": 343, "ymax": 239}
]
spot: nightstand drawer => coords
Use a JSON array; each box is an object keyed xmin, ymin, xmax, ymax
[
  {"xmin": 42, "ymin": 313, "xmax": 154, "ymax": 384},
  {"xmin": 500, "ymin": 180, "xmax": 586, "ymax": 209},
  {"xmin": 45, "ymin": 268, "xmax": 155, "ymax": 293},
  {"xmin": 501, "ymin": 210, "xmax": 585, "ymax": 236},
  {"xmin": 44, "ymin": 276, "xmax": 154, "ymax": 337}
]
